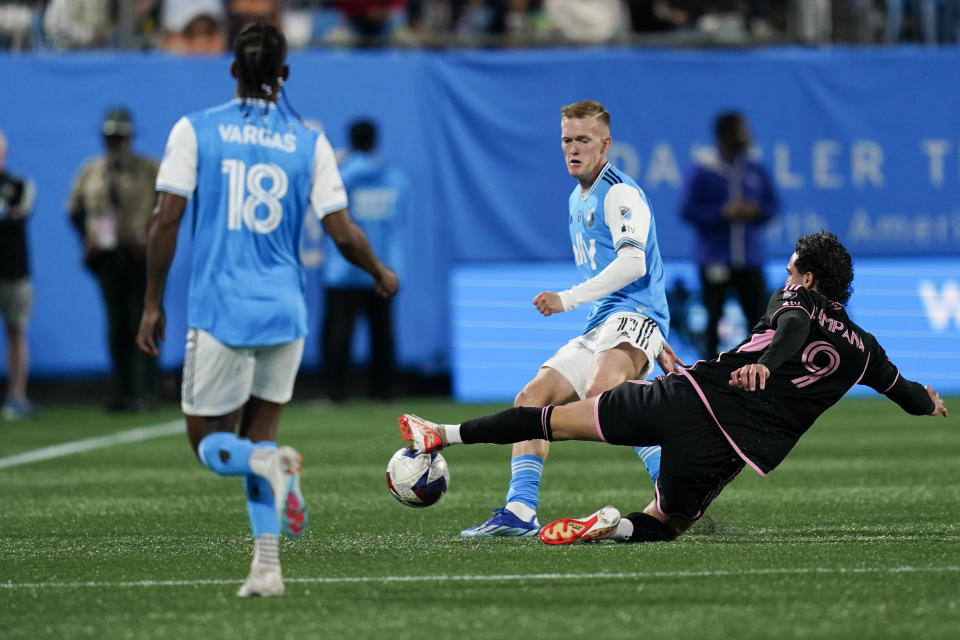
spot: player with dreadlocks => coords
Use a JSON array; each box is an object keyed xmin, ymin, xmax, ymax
[{"xmin": 137, "ymin": 22, "xmax": 399, "ymax": 597}]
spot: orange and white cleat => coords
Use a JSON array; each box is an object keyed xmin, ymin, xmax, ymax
[
  {"xmin": 538, "ymin": 506, "xmax": 621, "ymax": 545},
  {"xmin": 398, "ymin": 414, "xmax": 446, "ymax": 454}
]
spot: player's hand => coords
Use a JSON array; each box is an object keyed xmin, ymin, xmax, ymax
[
  {"xmin": 729, "ymin": 363, "xmax": 770, "ymax": 391},
  {"xmin": 927, "ymin": 385, "xmax": 948, "ymax": 417},
  {"xmin": 533, "ymin": 291, "xmax": 564, "ymax": 316},
  {"xmin": 656, "ymin": 342, "xmax": 686, "ymax": 373},
  {"xmin": 136, "ymin": 305, "xmax": 165, "ymax": 357},
  {"xmin": 374, "ymin": 267, "xmax": 399, "ymax": 298}
]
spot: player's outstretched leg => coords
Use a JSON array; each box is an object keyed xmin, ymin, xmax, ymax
[
  {"xmin": 538, "ymin": 506, "xmax": 621, "ymax": 545},
  {"xmin": 635, "ymin": 445, "xmax": 661, "ymax": 483},
  {"xmin": 398, "ymin": 414, "xmax": 447, "ymax": 453}
]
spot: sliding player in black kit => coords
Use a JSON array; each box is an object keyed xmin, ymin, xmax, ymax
[{"xmin": 398, "ymin": 232, "xmax": 949, "ymax": 545}]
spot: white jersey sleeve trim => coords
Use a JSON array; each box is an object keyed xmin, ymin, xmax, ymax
[
  {"xmin": 558, "ymin": 246, "xmax": 647, "ymax": 311},
  {"xmin": 604, "ymin": 183, "xmax": 651, "ymax": 253},
  {"xmin": 310, "ymin": 133, "xmax": 348, "ymax": 220},
  {"xmin": 156, "ymin": 116, "xmax": 198, "ymax": 197}
]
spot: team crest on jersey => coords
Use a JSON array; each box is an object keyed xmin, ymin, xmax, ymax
[
  {"xmin": 619, "ymin": 206, "xmax": 632, "ymax": 220},
  {"xmin": 584, "ymin": 207, "xmax": 595, "ymax": 227}
]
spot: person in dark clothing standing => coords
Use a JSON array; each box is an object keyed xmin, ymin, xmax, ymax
[
  {"xmin": 68, "ymin": 108, "xmax": 159, "ymax": 411},
  {"xmin": 0, "ymin": 129, "xmax": 36, "ymax": 420},
  {"xmin": 322, "ymin": 119, "xmax": 407, "ymax": 403},
  {"xmin": 681, "ymin": 111, "xmax": 779, "ymax": 358}
]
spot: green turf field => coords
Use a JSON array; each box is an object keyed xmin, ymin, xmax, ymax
[{"xmin": 1, "ymin": 396, "xmax": 957, "ymax": 639}]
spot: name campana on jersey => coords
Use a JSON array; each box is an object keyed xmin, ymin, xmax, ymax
[
  {"xmin": 218, "ymin": 124, "xmax": 297, "ymax": 153},
  {"xmin": 783, "ymin": 298, "xmax": 865, "ymax": 352}
]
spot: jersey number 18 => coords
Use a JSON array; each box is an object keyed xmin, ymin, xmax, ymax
[{"xmin": 222, "ymin": 159, "xmax": 288, "ymax": 234}]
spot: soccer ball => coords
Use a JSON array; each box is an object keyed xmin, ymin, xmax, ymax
[{"xmin": 385, "ymin": 447, "xmax": 450, "ymax": 508}]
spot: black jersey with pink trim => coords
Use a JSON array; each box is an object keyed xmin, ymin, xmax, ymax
[{"xmin": 682, "ymin": 285, "xmax": 900, "ymax": 475}]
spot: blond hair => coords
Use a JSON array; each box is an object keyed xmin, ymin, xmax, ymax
[{"xmin": 560, "ymin": 100, "xmax": 610, "ymax": 129}]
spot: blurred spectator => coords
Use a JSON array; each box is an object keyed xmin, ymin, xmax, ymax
[
  {"xmin": 43, "ymin": 0, "xmax": 115, "ymax": 49},
  {"xmin": 545, "ymin": 0, "xmax": 626, "ymax": 43},
  {"xmin": 0, "ymin": 128, "xmax": 36, "ymax": 420},
  {"xmin": 333, "ymin": 0, "xmax": 406, "ymax": 46},
  {"xmin": 0, "ymin": 1, "xmax": 43, "ymax": 50},
  {"xmin": 322, "ymin": 119, "xmax": 407, "ymax": 403},
  {"xmin": 886, "ymin": 0, "xmax": 958, "ymax": 43},
  {"xmin": 455, "ymin": 0, "xmax": 496, "ymax": 38},
  {"xmin": 226, "ymin": 0, "xmax": 282, "ymax": 47},
  {"xmin": 680, "ymin": 111, "xmax": 779, "ymax": 359},
  {"xmin": 161, "ymin": 0, "xmax": 227, "ymax": 53},
  {"xmin": 627, "ymin": 0, "xmax": 697, "ymax": 32},
  {"xmin": 67, "ymin": 107, "xmax": 159, "ymax": 412}
]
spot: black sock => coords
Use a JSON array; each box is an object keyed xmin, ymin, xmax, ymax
[
  {"xmin": 622, "ymin": 512, "xmax": 677, "ymax": 542},
  {"xmin": 460, "ymin": 406, "xmax": 554, "ymax": 445}
]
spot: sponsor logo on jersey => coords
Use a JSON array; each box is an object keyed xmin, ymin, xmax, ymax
[{"xmin": 217, "ymin": 124, "xmax": 297, "ymax": 153}]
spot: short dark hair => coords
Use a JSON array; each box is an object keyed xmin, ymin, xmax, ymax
[
  {"xmin": 233, "ymin": 22, "xmax": 287, "ymax": 97},
  {"xmin": 794, "ymin": 231, "xmax": 854, "ymax": 305},
  {"xmin": 349, "ymin": 119, "xmax": 377, "ymax": 152},
  {"xmin": 714, "ymin": 110, "xmax": 744, "ymax": 142}
]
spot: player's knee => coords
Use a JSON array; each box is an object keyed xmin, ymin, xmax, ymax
[
  {"xmin": 514, "ymin": 386, "xmax": 546, "ymax": 408},
  {"xmin": 622, "ymin": 512, "xmax": 680, "ymax": 543}
]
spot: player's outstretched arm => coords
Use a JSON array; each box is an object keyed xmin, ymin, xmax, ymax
[
  {"xmin": 879, "ymin": 373, "xmax": 948, "ymax": 417},
  {"xmin": 321, "ymin": 209, "xmax": 398, "ymax": 298},
  {"xmin": 137, "ymin": 192, "xmax": 187, "ymax": 357}
]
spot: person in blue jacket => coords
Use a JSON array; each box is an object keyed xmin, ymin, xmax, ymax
[
  {"xmin": 322, "ymin": 119, "xmax": 407, "ymax": 403},
  {"xmin": 680, "ymin": 111, "xmax": 779, "ymax": 358}
]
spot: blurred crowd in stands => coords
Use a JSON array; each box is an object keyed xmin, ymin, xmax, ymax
[{"xmin": 0, "ymin": 1, "xmax": 957, "ymax": 52}]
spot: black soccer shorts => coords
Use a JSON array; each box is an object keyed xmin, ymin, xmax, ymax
[{"xmin": 596, "ymin": 376, "xmax": 746, "ymax": 520}]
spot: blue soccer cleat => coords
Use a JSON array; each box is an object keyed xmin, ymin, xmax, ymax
[{"xmin": 460, "ymin": 507, "xmax": 540, "ymax": 538}]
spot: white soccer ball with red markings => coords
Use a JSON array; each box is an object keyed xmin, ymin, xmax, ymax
[{"xmin": 386, "ymin": 447, "xmax": 450, "ymax": 508}]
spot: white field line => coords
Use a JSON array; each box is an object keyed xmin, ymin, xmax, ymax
[
  {"xmin": 0, "ymin": 420, "xmax": 184, "ymax": 471},
  {"xmin": 2, "ymin": 566, "xmax": 958, "ymax": 591}
]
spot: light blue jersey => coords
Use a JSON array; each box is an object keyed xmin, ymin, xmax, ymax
[
  {"xmin": 157, "ymin": 99, "xmax": 347, "ymax": 346},
  {"xmin": 323, "ymin": 151, "xmax": 407, "ymax": 288},
  {"xmin": 568, "ymin": 162, "xmax": 668, "ymax": 337}
]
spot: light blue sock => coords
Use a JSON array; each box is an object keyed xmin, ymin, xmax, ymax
[
  {"xmin": 505, "ymin": 454, "xmax": 545, "ymax": 511},
  {"xmin": 244, "ymin": 440, "xmax": 279, "ymax": 537},
  {"xmin": 635, "ymin": 446, "xmax": 661, "ymax": 483},
  {"xmin": 197, "ymin": 432, "xmax": 255, "ymax": 476}
]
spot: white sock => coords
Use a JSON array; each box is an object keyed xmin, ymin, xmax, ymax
[
  {"xmin": 443, "ymin": 424, "xmax": 463, "ymax": 444},
  {"xmin": 253, "ymin": 533, "xmax": 280, "ymax": 567},
  {"xmin": 505, "ymin": 501, "xmax": 537, "ymax": 521},
  {"xmin": 611, "ymin": 517, "xmax": 634, "ymax": 541}
]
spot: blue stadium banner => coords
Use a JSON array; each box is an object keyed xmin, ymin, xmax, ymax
[{"xmin": 0, "ymin": 48, "xmax": 957, "ymax": 378}]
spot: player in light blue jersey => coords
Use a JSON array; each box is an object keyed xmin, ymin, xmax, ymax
[
  {"xmin": 136, "ymin": 23, "xmax": 398, "ymax": 597},
  {"xmin": 462, "ymin": 100, "xmax": 681, "ymax": 538}
]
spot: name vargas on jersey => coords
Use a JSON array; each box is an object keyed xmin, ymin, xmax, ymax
[{"xmin": 218, "ymin": 124, "xmax": 297, "ymax": 153}]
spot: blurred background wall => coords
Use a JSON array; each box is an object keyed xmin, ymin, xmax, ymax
[{"xmin": 0, "ymin": 46, "xmax": 957, "ymax": 397}]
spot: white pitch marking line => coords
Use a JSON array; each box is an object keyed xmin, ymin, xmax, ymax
[
  {"xmin": 0, "ymin": 419, "xmax": 184, "ymax": 471},
  {"xmin": 3, "ymin": 566, "xmax": 958, "ymax": 590}
]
